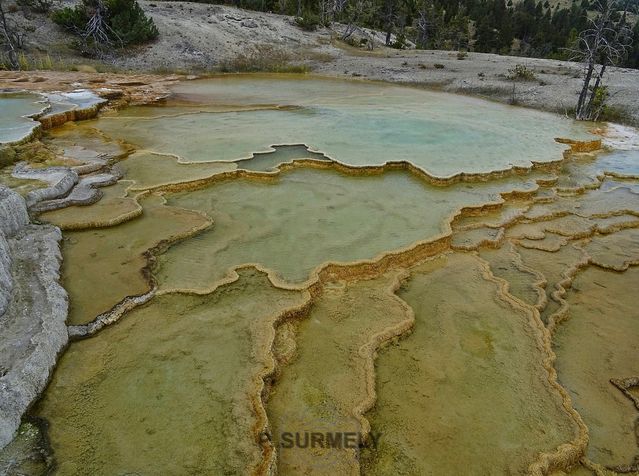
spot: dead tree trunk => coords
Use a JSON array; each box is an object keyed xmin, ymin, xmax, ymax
[
  {"xmin": 584, "ymin": 60, "xmax": 607, "ymax": 117},
  {"xmin": 575, "ymin": 58, "xmax": 595, "ymax": 120},
  {"xmin": 571, "ymin": 0, "xmax": 633, "ymax": 121},
  {"xmin": 383, "ymin": 0, "xmax": 395, "ymax": 46},
  {"xmin": 0, "ymin": 0, "xmax": 23, "ymax": 69},
  {"xmin": 416, "ymin": 5, "xmax": 430, "ymax": 48}
]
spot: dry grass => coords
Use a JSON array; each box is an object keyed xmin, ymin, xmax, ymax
[
  {"xmin": 0, "ymin": 52, "xmax": 122, "ymax": 73},
  {"xmin": 218, "ymin": 45, "xmax": 310, "ymax": 73},
  {"xmin": 330, "ymin": 37, "xmax": 389, "ymax": 57},
  {"xmin": 303, "ymin": 49, "xmax": 335, "ymax": 63}
]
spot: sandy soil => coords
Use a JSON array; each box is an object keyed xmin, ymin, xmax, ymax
[{"xmin": 4, "ymin": 1, "xmax": 639, "ymax": 123}]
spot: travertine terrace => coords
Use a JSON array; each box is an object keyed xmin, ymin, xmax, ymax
[{"xmin": 0, "ymin": 74, "xmax": 637, "ymax": 475}]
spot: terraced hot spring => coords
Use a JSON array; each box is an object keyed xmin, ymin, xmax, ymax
[
  {"xmin": 0, "ymin": 75, "xmax": 637, "ymax": 476},
  {"xmin": 88, "ymin": 76, "xmax": 593, "ymax": 176}
]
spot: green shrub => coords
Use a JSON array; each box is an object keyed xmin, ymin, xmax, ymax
[
  {"xmin": 51, "ymin": 4, "xmax": 88, "ymax": 32},
  {"xmin": 456, "ymin": 51, "xmax": 468, "ymax": 60},
  {"xmin": 294, "ymin": 11, "xmax": 320, "ymax": 31},
  {"xmin": 507, "ymin": 64, "xmax": 536, "ymax": 81},
  {"xmin": 51, "ymin": 3, "xmax": 89, "ymax": 34},
  {"xmin": 52, "ymin": 0, "xmax": 158, "ymax": 50},
  {"xmin": 391, "ymin": 32, "xmax": 407, "ymax": 49},
  {"xmin": 108, "ymin": 0, "xmax": 158, "ymax": 45}
]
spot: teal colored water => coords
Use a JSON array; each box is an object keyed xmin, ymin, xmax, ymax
[
  {"xmin": 87, "ymin": 76, "xmax": 595, "ymax": 178},
  {"xmin": 155, "ymin": 166, "xmax": 545, "ymax": 291},
  {"xmin": 0, "ymin": 93, "xmax": 46, "ymax": 144}
]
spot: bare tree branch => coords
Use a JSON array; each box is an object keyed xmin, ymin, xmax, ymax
[
  {"xmin": 0, "ymin": 0, "xmax": 24, "ymax": 69},
  {"xmin": 569, "ymin": 0, "xmax": 634, "ymax": 120}
]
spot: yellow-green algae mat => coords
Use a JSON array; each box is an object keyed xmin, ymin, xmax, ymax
[
  {"xmin": 1, "ymin": 76, "xmax": 637, "ymax": 475},
  {"xmin": 34, "ymin": 269, "xmax": 309, "ymax": 474},
  {"xmin": 360, "ymin": 253, "xmax": 574, "ymax": 475}
]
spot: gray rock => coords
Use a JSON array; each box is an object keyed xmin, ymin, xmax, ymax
[
  {"xmin": 0, "ymin": 186, "xmax": 68, "ymax": 449},
  {"xmin": 0, "ymin": 234, "xmax": 11, "ymax": 318},
  {"xmin": 0, "ymin": 224, "xmax": 68, "ymax": 449},
  {"xmin": 0, "ymin": 187, "xmax": 29, "ymax": 318},
  {"xmin": 30, "ymin": 171, "xmax": 120, "ymax": 213},
  {"xmin": 0, "ymin": 187, "xmax": 29, "ymax": 237},
  {"xmin": 12, "ymin": 163, "xmax": 79, "ymax": 209}
]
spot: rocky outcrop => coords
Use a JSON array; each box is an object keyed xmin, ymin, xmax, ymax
[
  {"xmin": 0, "ymin": 88, "xmax": 115, "ymax": 449},
  {"xmin": 12, "ymin": 161, "xmax": 123, "ymax": 213},
  {"xmin": 0, "ymin": 187, "xmax": 29, "ymax": 236},
  {"xmin": 12, "ymin": 163, "xmax": 79, "ymax": 209},
  {"xmin": 0, "ymin": 235, "xmax": 11, "ymax": 318},
  {"xmin": 0, "ymin": 187, "xmax": 29, "ymax": 317},
  {"xmin": 0, "ymin": 186, "xmax": 68, "ymax": 449},
  {"xmin": 31, "ymin": 172, "xmax": 121, "ymax": 213},
  {"xmin": 38, "ymin": 91, "xmax": 107, "ymax": 130}
]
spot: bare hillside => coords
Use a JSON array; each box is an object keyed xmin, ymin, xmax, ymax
[{"xmin": 5, "ymin": 1, "xmax": 639, "ymax": 123}]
